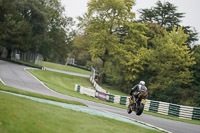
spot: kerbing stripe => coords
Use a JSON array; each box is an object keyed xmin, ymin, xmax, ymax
[{"xmin": 0, "ymin": 78, "xmax": 6, "ymax": 85}]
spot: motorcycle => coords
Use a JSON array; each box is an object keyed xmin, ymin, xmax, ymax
[{"xmin": 127, "ymin": 91, "xmax": 148, "ymax": 116}]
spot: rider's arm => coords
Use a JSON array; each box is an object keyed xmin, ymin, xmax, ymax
[{"xmin": 130, "ymin": 85, "xmax": 138, "ymax": 95}]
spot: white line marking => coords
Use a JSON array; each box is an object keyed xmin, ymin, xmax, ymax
[
  {"xmin": 24, "ymin": 68, "xmax": 60, "ymax": 94},
  {"xmin": 0, "ymin": 78, "xmax": 7, "ymax": 85}
]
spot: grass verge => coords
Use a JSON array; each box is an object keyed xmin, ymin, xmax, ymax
[
  {"xmin": 43, "ymin": 61, "xmax": 91, "ymax": 75},
  {"xmin": 27, "ymin": 69, "xmax": 200, "ymax": 125},
  {"xmin": 0, "ymin": 92, "xmax": 158, "ymax": 133},
  {"xmin": 99, "ymin": 83, "xmax": 128, "ymax": 96},
  {"xmin": 0, "ymin": 82, "xmax": 86, "ymax": 106}
]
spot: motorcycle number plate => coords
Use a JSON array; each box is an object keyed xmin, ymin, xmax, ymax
[{"xmin": 141, "ymin": 99, "xmax": 147, "ymax": 104}]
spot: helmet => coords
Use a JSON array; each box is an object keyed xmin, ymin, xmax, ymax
[{"xmin": 139, "ymin": 81, "xmax": 145, "ymax": 86}]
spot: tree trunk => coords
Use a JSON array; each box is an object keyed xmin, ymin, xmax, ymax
[
  {"xmin": 99, "ymin": 73, "xmax": 106, "ymax": 83},
  {"xmin": 99, "ymin": 58, "xmax": 106, "ymax": 83},
  {"xmin": 6, "ymin": 48, "xmax": 12, "ymax": 59}
]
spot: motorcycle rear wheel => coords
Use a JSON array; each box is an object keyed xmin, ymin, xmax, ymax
[{"xmin": 135, "ymin": 103, "xmax": 144, "ymax": 116}]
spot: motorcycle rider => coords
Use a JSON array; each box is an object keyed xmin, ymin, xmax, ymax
[{"xmin": 128, "ymin": 81, "xmax": 148, "ymax": 113}]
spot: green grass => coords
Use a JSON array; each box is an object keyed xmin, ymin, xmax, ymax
[
  {"xmin": 0, "ymin": 82, "xmax": 86, "ymax": 106},
  {"xmin": 27, "ymin": 69, "xmax": 200, "ymax": 125},
  {"xmin": 0, "ymin": 92, "xmax": 159, "ymax": 133},
  {"xmin": 43, "ymin": 61, "xmax": 91, "ymax": 75},
  {"xmin": 100, "ymin": 83, "xmax": 129, "ymax": 96}
]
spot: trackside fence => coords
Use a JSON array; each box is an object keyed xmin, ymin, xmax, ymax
[
  {"xmin": 1, "ymin": 48, "xmax": 43, "ymax": 66},
  {"xmin": 74, "ymin": 76, "xmax": 200, "ymax": 121}
]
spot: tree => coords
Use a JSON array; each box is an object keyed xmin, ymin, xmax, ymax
[
  {"xmin": 192, "ymin": 45, "xmax": 200, "ymax": 87},
  {"xmin": 139, "ymin": 1, "xmax": 184, "ymax": 31},
  {"xmin": 18, "ymin": 0, "xmax": 47, "ymax": 52},
  {"xmin": 138, "ymin": 0, "xmax": 198, "ymax": 46},
  {"xmin": 148, "ymin": 27, "xmax": 195, "ymax": 103},
  {"xmin": 0, "ymin": 0, "xmax": 74, "ymax": 62},
  {"xmin": 182, "ymin": 26, "xmax": 199, "ymax": 47},
  {"xmin": 143, "ymin": 22, "xmax": 165, "ymax": 49},
  {"xmin": 78, "ymin": 0, "xmax": 148, "ymax": 83},
  {"xmin": 39, "ymin": 0, "xmax": 75, "ymax": 62},
  {"xmin": 191, "ymin": 45, "xmax": 200, "ymax": 106},
  {"xmin": 70, "ymin": 34, "xmax": 91, "ymax": 66},
  {"xmin": 0, "ymin": 0, "xmax": 32, "ymax": 59}
]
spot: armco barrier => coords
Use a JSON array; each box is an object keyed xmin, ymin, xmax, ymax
[
  {"xmin": 192, "ymin": 108, "xmax": 200, "ymax": 120},
  {"xmin": 168, "ymin": 104, "xmax": 180, "ymax": 117},
  {"xmin": 113, "ymin": 95, "xmax": 121, "ymax": 104},
  {"xmin": 85, "ymin": 75, "xmax": 200, "ymax": 121},
  {"xmin": 97, "ymin": 91, "xmax": 107, "ymax": 101},
  {"xmin": 95, "ymin": 84, "xmax": 107, "ymax": 93},
  {"xmin": 74, "ymin": 84, "xmax": 80, "ymax": 92},
  {"xmin": 120, "ymin": 96, "xmax": 128, "ymax": 105},
  {"xmin": 149, "ymin": 101, "xmax": 159, "ymax": 113},
  {"xmin": 93, "ymin": 81, "xmax": 97, "ymax": 88},
  {"xmin": 179, "ymin": 105, "xmax": 193, "ymax": 120},
  {"xmin": 108, "ymin": 94, "xmax": 115, "ymax": 103},
  {"xmin": 143, "ymin": 100, "xmax": 200, "ymax": 120},
  {"xmin": 157, "ymin": 102, "xmax": 169, "ymax": 115},
  {"xmin": 144, "ymin": 100, "xmax": 151, "ymax": 111},
  {"xmin": 90, "ymin": 76, "xmax": 93, "ymax": 82},
  {"xmin": 74, "ymin": 84, "xmax": 96, "ymax": 97}
]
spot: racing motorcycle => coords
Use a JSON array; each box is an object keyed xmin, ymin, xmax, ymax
[{"xmin": 127, "ymin": 91, "xmax": 148, "ymax": 116}]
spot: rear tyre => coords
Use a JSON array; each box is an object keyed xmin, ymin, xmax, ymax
[{"xmin": 135, "ymin": 103, "xmax": 144, "ymax": 116}]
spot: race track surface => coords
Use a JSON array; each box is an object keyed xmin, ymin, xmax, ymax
[{"xmin": 0, "ymin": 60, "xmax": 199, "ymax": 133}]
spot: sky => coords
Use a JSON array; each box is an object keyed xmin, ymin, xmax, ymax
[{"xmin": 60, "ymin": 0, "xmax": 200, "ymax": 44}]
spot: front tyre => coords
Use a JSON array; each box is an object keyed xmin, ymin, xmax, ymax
[{"xmin": 136, "ymin": 103, "xmax": 144, "ymax": 116}]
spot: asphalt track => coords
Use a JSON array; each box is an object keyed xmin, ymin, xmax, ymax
[{"xmin": 0, "ymin": 60, "xmax": 200, "ymax": 133}]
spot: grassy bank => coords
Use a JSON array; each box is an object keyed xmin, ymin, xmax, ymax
[
  {"xmin": 0, "ymin": 92, "xmax": 158, "ymax": 133},
  {"xmin": 100, "ymin": 83, "xmax": 128, "ymax": 96},
  {"xmin": 43, "ymin": 61, "xmax": 91, "ymax": 75}
]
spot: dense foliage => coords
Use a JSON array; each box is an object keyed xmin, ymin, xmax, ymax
[
  {"xmin": 0, "ymin": 0, "xmax": 74, "ymax": 62},
  {"xmin": 138, "ymin": 1, "xmax": 198, "ymax": 47}
]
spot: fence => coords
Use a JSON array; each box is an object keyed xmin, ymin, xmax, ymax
[
  {"xmin": 144, "ymin": 100, "xmax": 200, "ymax": 120},
  {"xmin": 75, "ymin": 75, "xmax": 200, "ymax": 121},
  {"xmin": 1, "ymin": 48, "xmax": 43, "ymax": 66},
  {"xmin": 74, "ymin": 84, "xmax": 96, "ymax": 98},
  {"xmin": 67, "ymin": 58, "xmax": 75, "ymax": 65}
]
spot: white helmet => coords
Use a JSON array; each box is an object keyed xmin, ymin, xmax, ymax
[{"xmin": 139, "ymin": 81, "xmax": 145, "ymax": 86}]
